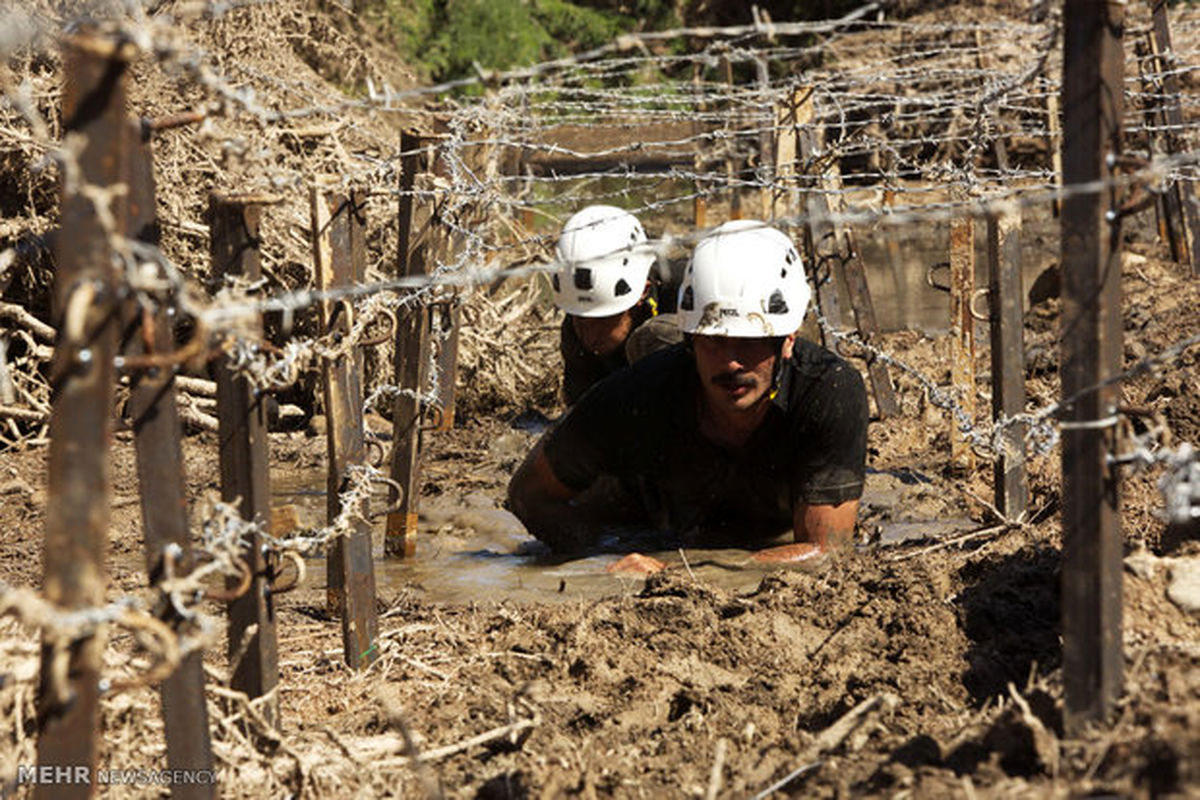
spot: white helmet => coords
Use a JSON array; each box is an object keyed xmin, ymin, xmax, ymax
[
  {"xmin": 678, "ymin": 220, "xmax": 811, "ymax": 337},
  {"xmin": 552, "ymin": 205, "xmax": 656, "ymax": 317}
]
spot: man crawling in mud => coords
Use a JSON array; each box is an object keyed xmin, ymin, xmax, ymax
[
  {"xmin": 551, "ymin": 204, "xmax": 683, "ymax": 405},
  {"xmin": 507, "ymin": 220, "xmax": 869, "ymax": 571}
]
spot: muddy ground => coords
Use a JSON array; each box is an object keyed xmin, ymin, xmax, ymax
[
  {"xmin": 1, "ymin": 244, "xmax": 1198, "ymax": 799},
  {"xmin": 1, "ymin": 0, "xmax": 1199, "ymax": 797}
]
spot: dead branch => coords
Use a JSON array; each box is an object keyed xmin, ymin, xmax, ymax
[
  {"xmin": 0, "ymin": 405, "xmax": 47, "ymax": 423},
  {"xmin": 178, "ymin": 403, "xmax": 219, "ymax": 432},
  {"xmin": 175, "ymin": 375, "xmax": 217, "ymax": 397},
  {"xmin": 368, "ymin": 714, "xmax": 540, "ymax": 766},
  {"xmin": 0, "ymin": 302, "xmax": 55, "ymax": 342}
]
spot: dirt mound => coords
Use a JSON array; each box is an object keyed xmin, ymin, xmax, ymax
[{"xmin": 1, "ymin": 2, "xmax": 1199, "ymax": 798}]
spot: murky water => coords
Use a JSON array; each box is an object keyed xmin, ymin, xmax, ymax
[{"xmin": 273, "ymin": 463, "xmax": 974, "ymax": 606}]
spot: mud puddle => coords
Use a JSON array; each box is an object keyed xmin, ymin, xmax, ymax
[{"xmin": 270, "ymin": 465, "xmax": 973, "ymax": 605}]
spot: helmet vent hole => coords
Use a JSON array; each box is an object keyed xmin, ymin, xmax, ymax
[
  {"xmin": 768, "ymin": 289, "xmax": 789, "ymax": 314},
  {"xmin": 780, "ymin": 268, "xmax": 787, "ymax": 278},
  {"xmin": 552, "ymin": 273, "xmax": 560, "ymax": 292},
  {"xmin": 680, "ymin": 285, "xmax": 694, "ymax": 311},
  {"xmin": 785, "ymin": 249, "xmax": 797, "ymax": 264},
  {"xmin": 614, "ymin": 278, "xmax": 632, "ymax": 297},
  {"xmin": 622, "ymin": 257, "xmax": 629, "ymax": 266},
  {"xmin": 573, "ymin": 268, "xmax": 594, "ymax": 290}
]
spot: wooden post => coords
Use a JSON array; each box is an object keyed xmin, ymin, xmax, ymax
[
  {"xmin": 386, "ymin": 131, "xmax": 433, "ymax": 557},
  {"xmin": 841, "ymin": 230, "xmax": 900, "ymax": 418},
  {"xmin": 210, "ymin": 193, "xmax": 279, "ymax": 725},
  {"xmin": 1046, "ymin": 87, "xmax": 1064, "ymax": 218},
  {"xmin": 124, "ymin": 121, "xmax": 215, "ymax": 797},
  {"xmin": 431, "ymin": 300, "xmax": 461, "ymax": 431},
  {"xmin": 723, "ymin": 56, "xmax": 742, "ymax": 221},
  {"xmin": 796, "ymin": 102, "xmax": 846, "ymax": 341},
  {"xmin": 1136, "ymin": 36, "xmax": 1185, "ymax": 263},
  {"xmin": 312, "ymin": 188, "xmax": 380, "ymax": 669},
  {"xmin": 949, "ymin": 215, "xmax": 977, "ymax": 471},
  {"xmin": 1150, "ymin": 0, "xmax": 1200, "ymax": 274},
  {"xmin": 792, "ymin": 88, "xmax": 897, "ymax": 419},
  {"xmin": 756, "ymin": 55, "xmax": 773, "ymax": 220},
  {"xmin": 426, "ymin": 117, "xmax": 461, "ymax": 434},
  {"xmin": 692, "ymin": 62, "xmax": 708, "ymax": 230},
  {"xmin": 987, "ymin": 205, "xmax": 1028, "ymax": 521},
  {"xmin": 1060, "ymin": 0, "xmax": 1124, "ymax": 734},
  {"xmin": 770, "ymin": 88, "xmax": 801, "ymax": 225},
  {"xmin": 37, "ymin": 34, "xmax": 127, "ymax": 796},
  {"xmin": 881, "ymin": 152, "xmax": 909, "ymax": 329},
  {"xmin": 975, "ymin": 29, "xmax": 1011, "ymax": 173}
]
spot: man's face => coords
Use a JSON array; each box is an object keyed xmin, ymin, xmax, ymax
[
  {"xmin": 692, "ymin": 334, "xmax": 789, "ymax": 413},
  {"xmin": 572, "ymin": 309, "xmax": 636, "ymax": 356}
]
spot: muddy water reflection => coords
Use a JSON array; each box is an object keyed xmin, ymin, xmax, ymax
[
  {"xmin": 274, "ymin": 470, "xmax": 785, "ymax": 603},
  {"xmin": 274, "ymin": 467, "xmax": 971, "ymax": 606}
]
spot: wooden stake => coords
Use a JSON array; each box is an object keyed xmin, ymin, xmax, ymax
[
  {"xmin": 986, "ymin": 205, "xmax": 1027, "ymax": 520},
  {"xmin": 796, "ymin": 100, "xmax": 846, "ymax": 341},
  {"xmin": 210, "ymin": 194, "xmax": 279, "ymax": 727},
  {"xmin": 125, "ymin": 120, "xmax": 215, "ymax": 798},
  {"xmin": 1060, "ymin": 0, "xmax": 1124, "ymax": 734},
  {"xmin": 1046, "ymin": 90, "xmax": 1063, "ymax": 218},
  {"xmin": 770, "ymin": 88, "xmax": 802, "ymax": 225},
  {"xmin": 312, "ymin": 188, "xmax": 380, "ymax": 669},
  {"xmin": 37, "ymin": 35, "xmax": 127, "ymax": 797},
  {"xmin": 723, "ymin": 56, "xmax": 742, "ymax": 220},
  {"xmin": 949, "ymin": 215, "xmax": 977, "ymax": 471},
  {"xmin": 841, "ymin": 230, "xmax": 900, "ymax": 418},
  {"xmin": 756, "ymin": 55, "xmax": 773, "ymax": 220},
  {"xmin": 1135, "ymin": 36, "xmax": 1183, "ymax": 262},
  {"xmin": 387, "ymin": 131, "xmax": 433, "ymax": 557},
  {"xmin": 431, "ymin": 301, "xmax": 461, "ymax": 431},
  {"xmin": 1150, "ymin": 0, "xmax": 1200, "ymax": 274}
]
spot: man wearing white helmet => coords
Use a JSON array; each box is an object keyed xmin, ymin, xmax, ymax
[
  {"xmin": 553, "ymin": 204, "xmax": 682, "ymax": 405},
  {"xmin": 509, "ymin": 220, "xmax": 869, "ymax": 564}
]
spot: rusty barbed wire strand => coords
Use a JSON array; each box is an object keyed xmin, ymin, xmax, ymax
[{"xmin": 1, "ymin": 2, "xmax": 1199, "ymax": 688}]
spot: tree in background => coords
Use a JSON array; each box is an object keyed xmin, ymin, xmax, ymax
[
  {"xmin": 380, "ymin": 0, "xmax": 875, "ymax": 84},
  {"xmin": 384, "ymin": 0, "xmax": 636, "ymax": 83}
]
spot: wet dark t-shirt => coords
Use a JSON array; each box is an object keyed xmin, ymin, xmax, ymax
[
  {"xmin": 543, "ymin": 339, "xmax": 868, "ymax": 542},
  {"xmin": 559, "ymin": 307, "xmax": 646, "ymax": 406},
  {"xmin": 560, "ymin": 280, "xmax": 677, "ymax": 405}
]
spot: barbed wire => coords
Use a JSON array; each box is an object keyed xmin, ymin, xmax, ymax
[{"xmin": 1, "ymin": 1, "xmax": 1199, "ymax": 686}]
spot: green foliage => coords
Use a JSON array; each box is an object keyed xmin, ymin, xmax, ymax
[
  {"xmin": 432, "ymin": 0, "xmax": 555, "ymax": 81},
  {"xmin": 533, "ymin": 0, "xmax": 624, "ymax": 51},
  {"xmin": 381, "ymin": 0, "xmax": 632, "ymax": 84},
  {"xmin": 382, "ymin": 0, "xmax": 440, "ymax": 73},
  {"xmin": 375, "ymin": 0, "xmax": 868, "ymax": 86}
]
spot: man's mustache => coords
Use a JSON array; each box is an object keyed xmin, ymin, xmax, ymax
[{"xmin": 712, "ymin": 371, "xmax": 756, "ymax": 389}]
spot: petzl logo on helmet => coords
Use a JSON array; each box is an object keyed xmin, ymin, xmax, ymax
[{"xmin": 679, "ymin": 220, "xmax": 811, "ymax": 338}]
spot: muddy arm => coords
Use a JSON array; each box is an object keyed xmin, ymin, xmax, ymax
[
  {"xmin": 751, "ymin": 500, "xmax": 859, "ymax": 564},
  {"xmin": 506, "ymin": 439, "xmax": 603, "ymax": 553},
  {"xmin": 796, "ymin": 501, "xmax": 859, "ymax": 550}
]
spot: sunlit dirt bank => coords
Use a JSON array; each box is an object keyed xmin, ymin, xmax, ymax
[
  {"xmin": 1, "ymin": 0, "xmax": 1199, "ymax": 797},
  {"xmin": 1, "ymin": 247, "xmax": 1198, "ymax": 798}
]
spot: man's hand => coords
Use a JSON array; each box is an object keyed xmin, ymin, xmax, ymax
[
  {"xmin": 606, "ymin": 553, "xmax": 667, "ymax": 575},
  {"xmin": 750, "ymin": 542, "xmax": 823, "ymax": 564}
]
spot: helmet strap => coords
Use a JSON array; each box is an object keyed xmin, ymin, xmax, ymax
[{"xmin": 768, "ymin": 336, "xmax": 787, "ymax": 401}]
